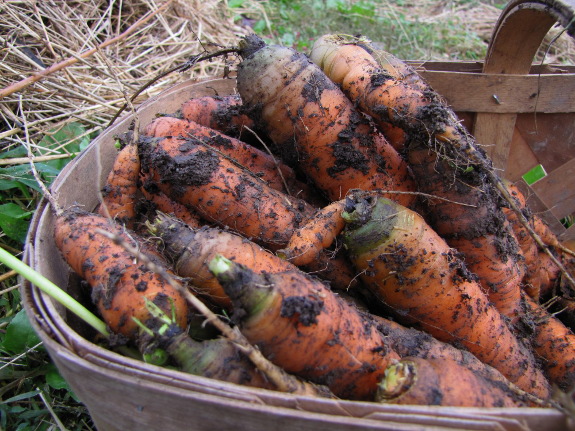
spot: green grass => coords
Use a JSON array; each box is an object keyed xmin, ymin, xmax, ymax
[{"xmin": 244, "ymin": 0, "xmax": 503, "ymax": 60}]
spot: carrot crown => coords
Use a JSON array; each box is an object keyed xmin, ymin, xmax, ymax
[{"xmin": 342, "ymin": 195, "xmax": 400, "ymax": 256}]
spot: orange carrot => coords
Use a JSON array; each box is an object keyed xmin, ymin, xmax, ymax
[
  {"xmin": 139, "ymin": 174, "xmax": 202, "ymax": 229},
  {"xmin": 54, "ymin": 208, "xmax": 189, "ymax": 338},
  {"xmin": 278, "ymin": 200, "xmax": 347, "ymax": 267},
  {"xmin": 523, "ymin": 294, "xmax": 575, "ymax": 391},
  {"xmin": 341, "ymin": 194, "xmax": 550, "ymax": 399},
  {"xmin": 98, "ymin": 142, "xmax": 140, "ymax": 228},
  {"xmin": 150, "ymin": 212, "xmax": 296, "ymax": 309},
  {"xmin": 139, "ymin": 135, "xmax": 315, "ymax": 250},
  {"xmin": 180, "ymin": 94, "xmax": 256, "ymax": 141},
  {"xmin": 311, "ymin": 35, "xmax": 526, "ymax": 320},
  {"xmin": 209, "ymin": 254, "xmax": 401, "ymax": 401},
  {"xmin": 236, "ymin": 35, "xmax": 417, "ymax": 208},
  {"xmin": 144, "ymin": 116, "xmax": 313, "ymax": 199},
  {"xmin": 376, "ymin": 357, "xmax": 528, "ymax": 407}
]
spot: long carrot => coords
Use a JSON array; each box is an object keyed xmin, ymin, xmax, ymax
[
  {"xmin": 236, "ymin": 35, "xmax": 417, "ymax": 208},
  {"xmin": 149, "ymin": 212, "xmax": 296, "ymax": 309},
  {"xmin": 341, "ymin": 194, "xmax": 550, "ymax": 399},
  {"xmin": 310, "ymin": 34, "xmax": 526, "ymax": 321},
  {"xmin": 209, "ymin": 254, "xmax": 401, "ymax": 401},
  {"xmin": 144, "ymin": 116, "xmax": 314, "ymax": 199},
  {"xmin": 98, "ymin": 142, "xmax": 140, "ymax": 228},
  {"xmin": 54, "ymin": 208, "xmax": 189, "ymax": 338},
  {"xmin": 376, "ymin": 357, "xmax": 528, "ymax": 407},
  {"xmin": 139, "ymin": 135, "xmax": 315, "ymax": 250}
]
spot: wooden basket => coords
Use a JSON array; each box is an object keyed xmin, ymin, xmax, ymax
[
  {"xmin": 412, "ymin": 0, "xmax": 575, "ymax": 240},
  {"xmin": 21, "ymin": 1, "xmax": 575, "ymax": 430}
]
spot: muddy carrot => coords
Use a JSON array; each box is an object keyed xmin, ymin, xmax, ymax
[
  {"xmin": 209, "ymin": 254, "xmax": 401, "ymax": 400},
  {"xmin": 236, "ymin": 35, "xmax": 416, "ymax": 208},
  {"xmin": 98, "ymin": 142, "xmax": 140, "ymax": 228},
  {"xmin": 341, "ymin": 194, "xmax": 550, "ymax": 399},
  {"xmin": 54, "ymin": 208, "xmax": 189, "ymax": 338},
  {"xmin": 376, "ymin": 357, "xmax": 529, "ymax": 407}
]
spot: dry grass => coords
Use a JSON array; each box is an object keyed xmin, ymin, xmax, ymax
[{"xmin": 0, "ymin": 0, "xmax": 260, "ymax": 157}]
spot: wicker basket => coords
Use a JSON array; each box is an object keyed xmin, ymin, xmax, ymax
[{"xmin": 21, "ymin": 1, "xmax": 575, "ymax": 430}]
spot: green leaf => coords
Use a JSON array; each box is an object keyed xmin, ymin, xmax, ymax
[
  {"xmin": 228, "ymin": 0, "xmax": 245, "ymax": 7},
  {"xmin": 0, "ymin": 203, "xmax": 33, "ymax": 243},
  {"xmin": 38, "ymin": 122, "xmax": 89, "ymax": 171},
  {"xmin": 1, "ymin": 389, "xmax": 41, "ymax": 404},
  {"xmin": 1, "ymin": 309, "xmax": 42, "ymax": 354},
  {"xmin": 252, "ymin": 19, "xmax": 267, "ymax": 33},
  {"xmin": 45, "ymin": 364, "xmax": 69, "ymax": 391},
  {"xmin": 0, "ymin": 165, "xmax": 41, "ymax": 194},
  {"xmin": 0, "ymin": 146, "xmax": 28, "ymax": 160}
]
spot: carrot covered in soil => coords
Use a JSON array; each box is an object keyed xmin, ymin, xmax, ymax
[
  {"xmin": 340, "ymin": 194, "xmax": 550, "ymax": 399},
  {"xmin": 179, "ymin": 94, "xmax": 256, "ymax": 140},
  {"xmin": 310, "ymin": 35, "xmax": 526, "ymax": 321},
  {"xmin": 209, "ymin": 255, "xmax": 401, "ymax": 401},
  {"xmin": 235, "ymin": 35, "xmax": 416, "ymax": 208},
  {"xmin": 523, "ymin": 294, "xmax": 575, "ymax": 391},
  {"xmin": 143, "ymin": 116, "xmax": 315, "ymax": 200},
  {"xmin": 139, "ymin": 178, "xmax": 202, "ymax": 229},
  {"xmin": 376, "ymin": 357, "xmax": 528, "ymax": 407},
  {"xmin": 139, "ymin": 135, "xmax": 314, "ymax": 250},
  {"xmin": 98, "ymin": 141, "xmax": 140, "ymax": 228},
  {"xmin": 149, "ymin": 212, "xmax": 296, "ymax": 309},
  {"xmin": 54, "ymin": 208, "xmax": 189, "ymax": 338}
]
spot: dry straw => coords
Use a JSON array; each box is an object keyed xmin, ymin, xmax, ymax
[{"xmin": 0, "ymin": 0, "xmax": 261, "ymax": 162}]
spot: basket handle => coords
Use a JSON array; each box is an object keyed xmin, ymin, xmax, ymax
[{"xmin": 472, "ymin": 0, "xmax": 575, "ymax": 171}]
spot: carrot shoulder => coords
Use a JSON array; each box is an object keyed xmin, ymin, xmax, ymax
[
  {"xmin": 376, "ymin": 357, "xmax": 527, "ymax": 407},
  {"xmin": 341, "ymin": 194, "xmax": 549, "ymax": 399},
  {"xmin": 209, "ymin": 255, "xmax": 401, "ymax": 401}
]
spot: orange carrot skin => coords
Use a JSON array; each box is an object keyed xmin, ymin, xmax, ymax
[
  {"xmin": 376, "ymin": 357, "xmax": 527, "ymax": 407},
  {"xmin": 139, "ymin": 173, "xmax": 202, "ymax": 229},
  {"xmin": 144, "ymin": 116, "xmax": 316, "ymax": 200},
  {"xmin": 211, "ymin": 258, "xmax": 401, "ymax": 401},
  {"xmin": 180, "ymin": 94, "xmax": 256, "ymax": 140},
  {"xmin": 151, "ymin": 213, "xmax": 296, "ymax": 309},
  {"xmin": 140, "ymin": 136, "xmax": 315, "ymax": 250},
  {"xmin": 54, "ymin": 209, "xmax": 188, "ymax": 338},
  {"xmin": 278, "ymin": 200, "xmax": 347, "ymax": 267},
  {"xmin": 341, "ymin": 195, "xmax": 550, "ymax": 399},
  {"xmin": 144, "ymin": 117, "xmax": 289, "ymax": 192},
  {"xmin": 98, "ymin": 142, "xmax": 139, "ymax": 228},
  {"xmin": 236, "ymin": 36, "xmax": 416, "ymax": 208},
  {"xmin": 523, "ymin": 294, "xmax": 575, "ymax": 391}
]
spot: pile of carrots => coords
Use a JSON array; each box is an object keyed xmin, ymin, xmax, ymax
[{"xmin": 53, "ymin": 34, "xmax": 575, "ymax": 410}]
